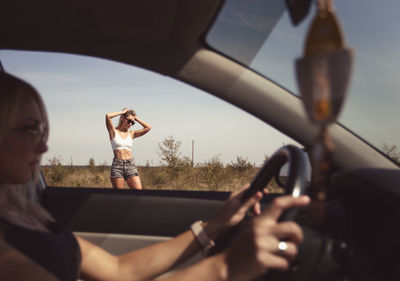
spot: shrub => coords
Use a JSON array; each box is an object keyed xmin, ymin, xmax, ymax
[
  {"xmin": 88, "ymin": 157, "xmax": 95, "ymax": 172},
  {"xmin": 382, "ymin": 143, "xmax": 400, "ymax": 163},
  {"xmin": 200, "ymin": 155, "xmax": 225, "ymax": 190},
  {"xmin": 140, "ymin": 166, "xmax": 169, "ymax": 187},
  {"xmin": 97, "ymin": 160, "xmax": 109, "ymax": 173},
  {"xmin": 228, "ymin": 156, "xmax": 254, "ymax": 173},
  {"xmin": 158, "ymin": 136, "xmax": 183, "ymax": 181},
  {"xmin": 44, "ymin": 156, "xmax": 71, "ymax": 185}
]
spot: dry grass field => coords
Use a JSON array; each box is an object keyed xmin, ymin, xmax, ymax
[
  {"xmin": 42, "ymin": 136, "xmax": 285, "ymax": 192},
  {"xmin": 42, "ymin": 157, "xmax": 283, "ymax": 193},
  {"xmin": 41, "ymin": 140, "xmax": 398, "ymax": 192}
]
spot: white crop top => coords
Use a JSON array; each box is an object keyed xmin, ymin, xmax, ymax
[{"xmin": 111, "ymin": 131, "xmax": 133, "ymax": 151}]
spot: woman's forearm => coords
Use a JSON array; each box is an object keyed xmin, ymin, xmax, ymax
[
  {"xmin": 78, "ymin": 224, "xmax": 220, "ymax": 281},
  {"xmin": 106, "ymin": 110, "xmax": 126, "ymax": 119},
  {"xmin": 134, "ymin": 117, "xmax": 152, "ymax": 130},
  {"xmin": 155, "ymin": 253, "xmax": 227, "ymax": 281},
  {"xmin": 132, "ymin": 117, "xmax": 152, "ymax": 138},
  {"xmin": 79, "ymin": 191, "xmax": 308, "ymax": 281},
  {"xmin": 117, "ymin": 229, "xmax": 203, "ymax": 280}
]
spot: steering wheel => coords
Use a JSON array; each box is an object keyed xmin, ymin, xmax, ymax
[
  {"xmin": 209, "ymin": 145, "xmax": 308, "ymax": 256},
  {"xmin": 242, "ymin": 145, "xmax": 341, "ymax": 281},
  {"xmin": 210, "ymin": 145, "xmax": 344, "ymax": 280},
  {"xmin": 242, "ymin": 144, "xmax": 307, "ymax": 220}
]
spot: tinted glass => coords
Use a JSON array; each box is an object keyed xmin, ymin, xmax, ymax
[{"xmin": 207, "ymin": 0, "xmax": 400, "ymax": 163}]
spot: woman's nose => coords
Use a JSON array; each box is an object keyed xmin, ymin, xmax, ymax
[{"xmin": 35, "ymin": 141, "xmax": 48, "ymax": 154}]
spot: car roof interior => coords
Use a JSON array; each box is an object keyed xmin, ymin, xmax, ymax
[
  {"xmin": 1, "ymin": 0, "xmax": 397, "ymax": 171},
  {"xmin": 0, "ymin": 0, "xmax": 221, "ymax": 75}
]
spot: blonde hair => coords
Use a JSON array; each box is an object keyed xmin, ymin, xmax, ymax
[
  {"xmin": 0, "ymin": 72, "xmax": 53, "ymax": 225},
  {"xmin": 117, "ymin": 108, "xmax": 136, "ymax": 128}
]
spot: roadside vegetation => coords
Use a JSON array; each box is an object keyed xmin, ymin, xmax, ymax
[
  {"xmin": 42, "ymin": 136, "xmax": 283, "ymax": 193},
  {"xmin": 382, "ymin": 143, "xmax": 400, "ymax": 164}
]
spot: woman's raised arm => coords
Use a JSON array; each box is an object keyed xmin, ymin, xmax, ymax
[
  {"xmin": 132, "ymin": 116, "xmax": 152, "ymax": 138},
  {"xmin": 105, "ymin": 109, "xmax": 128, "ymax": 140}
]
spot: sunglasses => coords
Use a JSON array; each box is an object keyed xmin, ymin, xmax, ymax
[
  {"xmin": 127, "ymin": 119, "xmax": 135, "ymax": 126},
  {"xmin": 12, "ymin": 122, "xmax": 48, "ymax": 145}
]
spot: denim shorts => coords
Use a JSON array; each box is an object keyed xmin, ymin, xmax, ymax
[{"xmin": 110, "ymin": 158, "xmax": 139, "ymax": 180}]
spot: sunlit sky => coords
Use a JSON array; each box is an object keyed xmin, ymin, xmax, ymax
[
  {"xmin": 0, "ymin": 50, "xmax": 297, "ymax": 166},
  {"xmin": 1, "ymin": 0, "xmax": 399, "ymax": 166}
]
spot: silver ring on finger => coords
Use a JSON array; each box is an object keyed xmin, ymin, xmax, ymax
[{"xmin": 278, "ymin": 241, "xmax": 288, "ymax": 253}]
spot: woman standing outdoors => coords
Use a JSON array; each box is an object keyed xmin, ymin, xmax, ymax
[{"xmin": 106, "ymin": 108, "xmax": 151, "ymax": 189}]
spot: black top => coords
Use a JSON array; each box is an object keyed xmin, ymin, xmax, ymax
[{"xmin": 0, "ymin": 218, "xmax": 81, "ymax": 281}]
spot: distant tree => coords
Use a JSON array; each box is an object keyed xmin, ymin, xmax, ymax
[
  {"xmin": 88, "ymin": 157, "xmax": 95, "ymax": 172},
  {"xmin": 382, "ymin": 143, "xmax": 400, "ymax": 163},
  {"xmin": 158, "ymin": 136, "xmax": 181, "ymax": 167},
  {"xmin": 158, "ymin": 136, "xmax": 183, "ymax": 180}
]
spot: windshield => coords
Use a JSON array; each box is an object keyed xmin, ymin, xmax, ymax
[{"xmin": 206, "ymin": 0, "xmax": 400, "ymax": 161}]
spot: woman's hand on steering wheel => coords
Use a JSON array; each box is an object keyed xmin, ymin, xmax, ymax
[
  {"xmin": 205, "ymin": 186, "xmax": 269, "ymax": 239},
  {"xmin": 224, "ymin": 195, "xmax": 310, "ymax": 281}
]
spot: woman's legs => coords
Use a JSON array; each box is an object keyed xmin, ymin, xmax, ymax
[
  {"xmin": 111, "ymin": 158, "xmax": 141, "ymax": 189},
  {"xmin": 111, "ymin": 177, "xmax": 125, "ymax": 189},
  {"xmin": 126, "ymin": 176, "xmax": 143, "ymax": 190},
  {"xmin": 110, "ymin": 158, "xmax": 126, "ymax": 189}
]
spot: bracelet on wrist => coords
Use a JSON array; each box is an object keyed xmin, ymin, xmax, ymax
[{"xmin": 190, "ymin": 220, "xmax": 215, "ymax": 252}]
